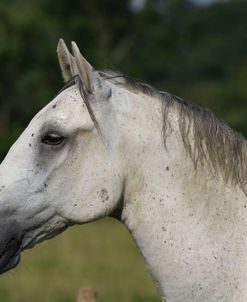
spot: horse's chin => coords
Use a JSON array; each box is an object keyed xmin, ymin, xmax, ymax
[
  {"xmin": 21, "ymin": 216, "xmax": 68, "ymax": 251},
  {"xmin": 0, "ymin": 238, "xmax": 22, "ymax": 274}
]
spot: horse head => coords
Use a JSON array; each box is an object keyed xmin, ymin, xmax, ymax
[{"xmin": 0, "ymin": 40, "xmax": 125, "ymax": 273}]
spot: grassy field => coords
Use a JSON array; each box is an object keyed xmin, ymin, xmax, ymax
[{"xmin": 0, "ymin": 218, "xmax": 159, "ymax": 302}]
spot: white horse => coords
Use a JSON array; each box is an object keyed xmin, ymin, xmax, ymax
[{"xmin": 0, "ymin": 39, "xmax": 246, "ymax": 302}]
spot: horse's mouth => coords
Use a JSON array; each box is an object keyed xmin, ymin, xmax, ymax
[{"xmin": 0, "ymin": 237, "xmax": 22, "ymax": 274}]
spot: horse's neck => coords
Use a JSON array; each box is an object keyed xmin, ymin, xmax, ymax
[{"xmin": 118, "ymin": 93, "xmax": 247, "ymax": 301}]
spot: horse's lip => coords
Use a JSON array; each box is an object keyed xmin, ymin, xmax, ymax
[
  {"xmin": 0, "ymin": 237, "xmax": 22, "ymax": 274},
  {"xmin": 0, "ymin": 253, "xmax": 21, "ymax": 274}
]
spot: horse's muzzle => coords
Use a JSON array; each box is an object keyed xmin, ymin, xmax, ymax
[{"xmin": 0, "ymin": 221, "xmax": 23, "ymax": 274}]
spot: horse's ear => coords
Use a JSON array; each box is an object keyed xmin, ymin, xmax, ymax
[
  {"xmin": 70, "ymin": 41, "xmax": 111, "ymax": 100},
  {"xmin": 71, "ymin": 41, "xmax": 94, "ymax": 93},
  {"xmin": 57, "ymin": 39, "xmax": 78, "ymax": 82}
]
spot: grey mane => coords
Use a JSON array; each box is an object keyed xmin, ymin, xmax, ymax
[
  {"xmin": 99, "ymin": 70, "xmax": 247, "ymax": 192},
  {"xmin": 60, "ymin": 71, "xmax": 247, "ymax": 192}
]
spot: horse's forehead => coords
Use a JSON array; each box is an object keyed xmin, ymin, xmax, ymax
[
  {"xmin": 51, "ymin": 86, "xmax": 82, "ymax": 111},
  {"xmin": 34, "ymin": 86, "xmax": 87, "ymax": 125},
  {"xmin": 57, "ymin": 86, "xmax": 82, "ymax": 104}
]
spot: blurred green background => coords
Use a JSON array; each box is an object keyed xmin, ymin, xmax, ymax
[{"xmin": 0, "ymin": 0, "xmax": 246, "ymax": 301}]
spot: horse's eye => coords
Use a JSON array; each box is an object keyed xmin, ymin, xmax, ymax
[{"xmin": 41, "ymin": 132, "xmax": 65, "ymax": 146}]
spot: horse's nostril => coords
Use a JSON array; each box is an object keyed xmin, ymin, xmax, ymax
[
  {"xmin": 7, "ymin": 238, "xmax": 16, "ymax": 247},
  {"xmin": 8, "ymin": 237, "xmax": 21, "ymax": 247}
]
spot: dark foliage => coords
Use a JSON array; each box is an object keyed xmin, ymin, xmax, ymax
[{"xmin": 0, "ymin": 0, "xmax": 246, "ymax": 159}]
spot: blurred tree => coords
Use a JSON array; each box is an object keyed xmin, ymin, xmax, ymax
[{"xmin": 0, "ymin": 0, "xmax": 246, "ymax": 160}]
